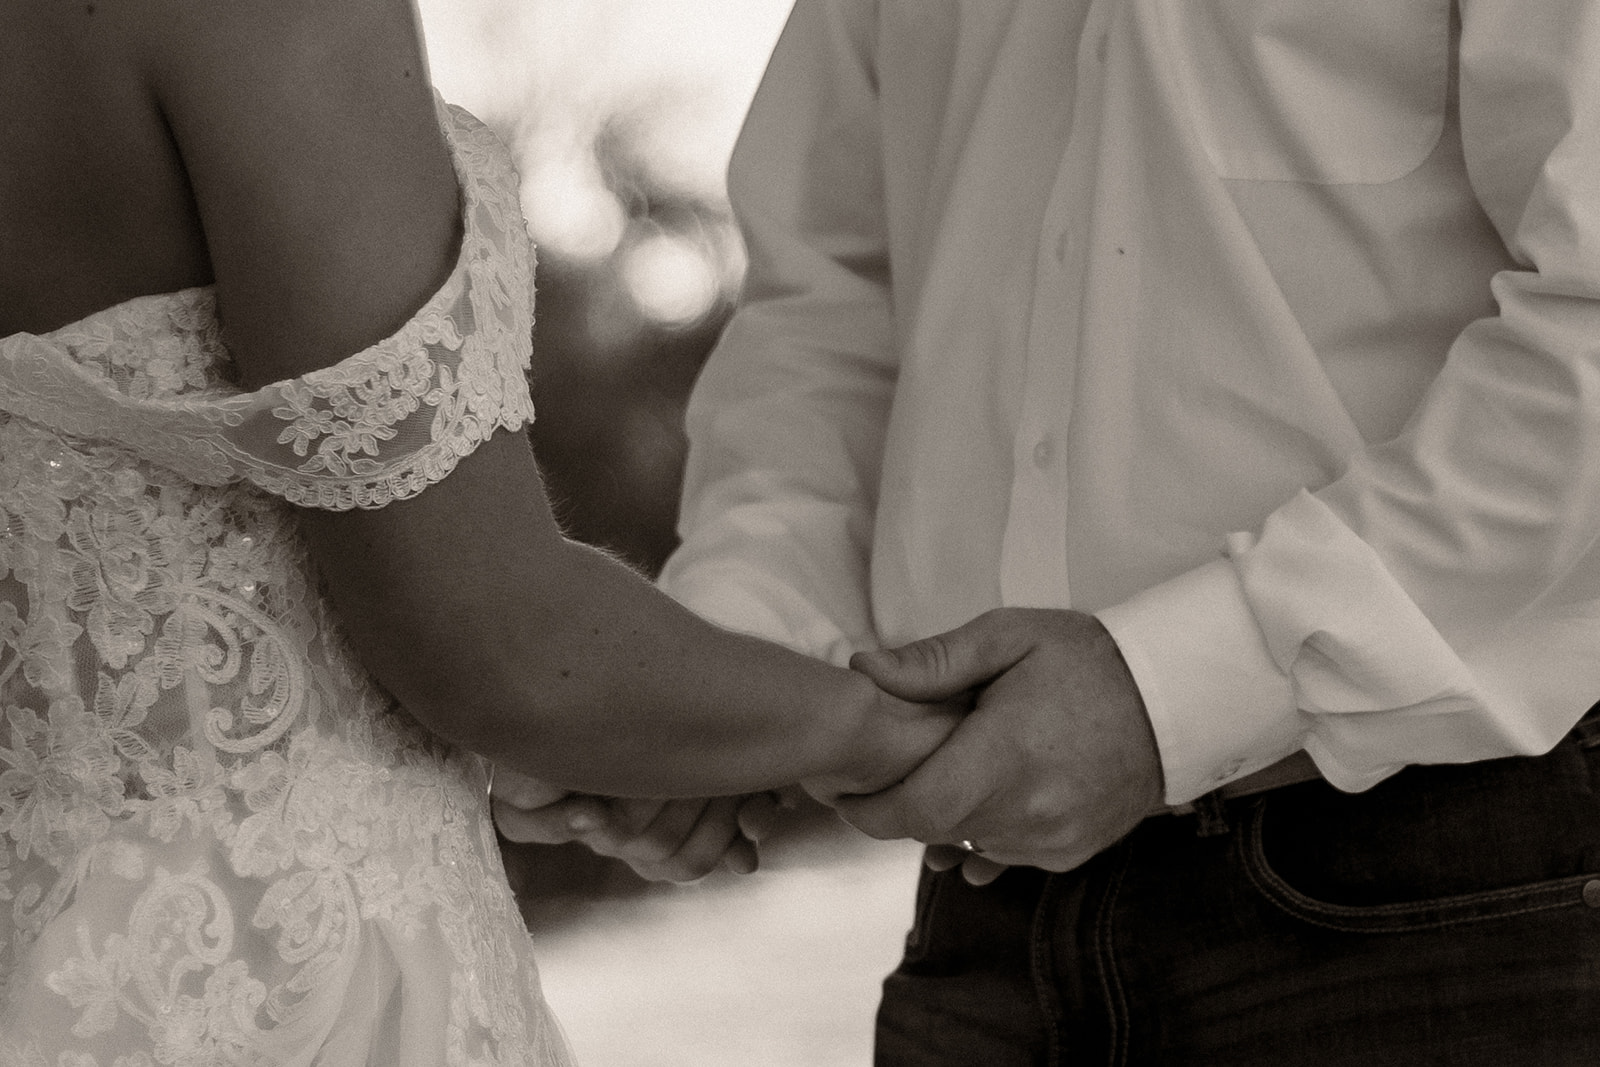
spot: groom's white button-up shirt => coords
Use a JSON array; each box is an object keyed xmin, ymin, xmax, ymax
[{"xmin": 658, "ymin": 0, "xmax": 1600, "ymax": 804}]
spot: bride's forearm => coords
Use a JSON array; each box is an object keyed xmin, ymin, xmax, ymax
[
  {"xmin": 301, "ymin": 440, "xmax": 945, "ymax": 797},
  {"xmin": 480, "ymin": 562, "xmax": 949, "ymax": 794},
  {"xmin": 310, "ymin": 521, "xmax": 934, "ymax": 796},
  {"xmin": 438, "ymin": 540, "xmax": 908, "ymax": 796}
]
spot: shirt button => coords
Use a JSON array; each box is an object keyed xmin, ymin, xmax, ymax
[
  {"xmin": 1031, "ymin": 437, "xmax": 1055, "ymax": 468},
  {"xmin": 1583, "ymin": 879, "xmax": 1600, "ymax": 909}
]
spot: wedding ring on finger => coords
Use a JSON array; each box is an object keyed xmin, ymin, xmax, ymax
[{"xmin": 959, "ymin": 838, "xmax": 984, "ymax": 855}]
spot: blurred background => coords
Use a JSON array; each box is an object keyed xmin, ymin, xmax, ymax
[
  {"xmin": 415, "ymin": 3, "xmax": 925, "ymax": 1064},
  {"xmin": 421, "ymin": 0, "xmax": 776, "ymax": 571}
]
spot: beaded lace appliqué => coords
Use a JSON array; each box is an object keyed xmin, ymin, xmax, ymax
[{"xmin": 0, "ymin": 101, "xmax": 570, "ymax": 1065}]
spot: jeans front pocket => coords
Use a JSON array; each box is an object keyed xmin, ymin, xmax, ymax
[
  {"xmin": 1155, "ymin": 0, "xmax": 1452, "ymax": 184},
  {"xmin": 1238, "ymin": 736, "xmax": 1600, "ymax": 933},
  {"xmin": 1240, "ymin": 796, "xmax": 1600, "ymax": 933}
]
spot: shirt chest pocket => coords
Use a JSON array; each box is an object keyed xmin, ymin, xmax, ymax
[{"xmin": 1158, "ymin": 0, "xmax": 1452, "ymax": 184}]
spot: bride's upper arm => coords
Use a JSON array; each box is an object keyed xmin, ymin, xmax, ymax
[
  {"xmin": 130, "ymin": 0, "xmax": 595, "ymax": 728},
  {"xmin": 139, "ymin": 0, "xmax": 461, "ymax": 388}
]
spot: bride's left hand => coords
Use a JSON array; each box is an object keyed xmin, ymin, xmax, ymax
[{"xmin": 491, "ymin": 767, "xmax": 780, "ymax": 882}]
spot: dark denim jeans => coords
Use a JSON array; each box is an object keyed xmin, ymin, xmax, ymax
[{"xmin": 876, "ymin": 719, "xmax": 1600, "ymax": 1065}]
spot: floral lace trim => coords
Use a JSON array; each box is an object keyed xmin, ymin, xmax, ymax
[
  {"xmin": 43, "ymin": 287, "xmax": 228, "ymax": 402},
  {"xmin": 0, "ymin": 99, "xmax": 536, "ymax": 512},
  {"xmin": 0, "ymin": 98, "xmax": 567, "ymax": 1064},
  {"xmin": 0, "ymin": 411, "xmax": 567, "ymax": 1063}
]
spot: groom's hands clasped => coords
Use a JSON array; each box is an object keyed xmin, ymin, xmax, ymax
[{"xmin": 836, "ymin": 608, "xmax": 1165, "ymax": 885}]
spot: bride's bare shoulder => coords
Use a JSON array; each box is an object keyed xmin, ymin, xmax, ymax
[
  {"xmin": 0, "ymin": 0, "xmax": 442, "ymax": 338},
  {"xmin": 0, "ymin": 0, "xmax": 430, "ymax": 108},
  {"xmin": 137, "ymin": 0, "xmax": 458, "ymax": 387},
  {"xmin": 0, "ymin": 0, "xmax": 201, "ymax": 334}
]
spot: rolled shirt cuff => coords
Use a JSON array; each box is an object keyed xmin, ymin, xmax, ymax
[{"xmin": 1098, "ymin": 558, "xmax": 1308, "ymax": 805}]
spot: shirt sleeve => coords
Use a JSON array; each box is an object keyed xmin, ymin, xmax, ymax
[
  {"xmin": 656, "ymin": 0, "xmax": 894, "ymax": 664},
  {"xmin": 1101, "ymin": 0, "xmax": 1600, "ymax": 804}
]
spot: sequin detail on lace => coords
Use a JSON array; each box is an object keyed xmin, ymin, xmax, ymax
[{"xmin": 0, "ymin": 101, "xmax": 572, "ymax": 1066}]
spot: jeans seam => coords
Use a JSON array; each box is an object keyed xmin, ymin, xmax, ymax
[
  {"xmin": 1093, "ymin": 842, "xmax": 1134, "ymax": 1067},
  {"xmin": 1032, "ymin": 874, "xmax": 1065, "ymax": 1067},
  {"xmin": 1240, "ymin": 799, "xmax": 1595, "ymax": 933},
  {"xmin": 902, "ymin": 863, "xmax": 944, "ymax": 962}
]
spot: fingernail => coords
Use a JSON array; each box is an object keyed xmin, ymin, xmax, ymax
[{"xmin": 568, "ymin": 812, "xmax": 599, "ymax": 833}]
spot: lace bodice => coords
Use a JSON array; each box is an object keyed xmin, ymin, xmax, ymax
[{"xmin": 0, "ymin": 101, "xmax": 573, "ymax": 1065}]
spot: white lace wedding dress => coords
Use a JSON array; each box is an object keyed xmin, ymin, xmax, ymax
[{"xmin": 0, "ymin": 100, "xmax": 576, "ymax": 1065}]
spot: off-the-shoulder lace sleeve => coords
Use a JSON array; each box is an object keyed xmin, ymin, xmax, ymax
[{"xmin": 0, "ymin": 100, "xmax": 536, "ymax": 510}]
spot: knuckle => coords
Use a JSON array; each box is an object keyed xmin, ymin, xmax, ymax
[
  {"xmin": 667, "ymin": 856, "xmax": 719, "ymax": 883},
  {"xmin": 1037, "ymin": 846, "xmax": 1091, "ymax": 873},
  {"xmin": 835, "ymin": 799, "xmax": 894, "ymax": 840},
  {"xmin": 899, "ymin": 808, "xmax": 955, "ymax": 845},
  {"xmin": 491, "ymin": 809, "xmax": 553, "ymax": 845},
  {"xmin": 981, "ymin": 606, "xmax": 1021, "ymax": 634},
  {"xmin": 901, "ymin": 636, "xmax": 949, "ymax": 678},
  {"xmin": 494, "ymin": 782, "xmax": 538, "ymax": 809},
  {"xmin": 624, "ymin": 861, "xmax": 669, "ymax": 882},
  {"xmin": 627, "ymin": 836, "xmax": 680, "ymax": 865},
  {"xmin": 1020, "ymin": 789, "xmax": 1061, "ymax": 826},
  {"xmin": 578, "ymin": 829, "xmax": 629, "ymax": 857},
  {"xmin": 493, "ymin": 771, "xmax": 558, "ymax": 810},
  {"xmin": 977, "ymin": 620, "xmax": 1026, "ymax": 667}
]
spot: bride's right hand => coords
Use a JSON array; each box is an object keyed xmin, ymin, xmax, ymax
[{"xmin": 492, "ymin": 767, "xmax": 781, "ymax": 883}]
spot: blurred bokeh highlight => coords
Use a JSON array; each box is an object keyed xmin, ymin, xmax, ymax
[
  {"xmin": 421, "ymin": 0, "xmax": 789, "ymax": 571},
  {"xmin": 416, "ymin": 3, "xmax": 921, "ymax": 1064}
]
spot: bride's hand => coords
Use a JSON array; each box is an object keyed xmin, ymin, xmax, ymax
[{"xmin": 491, "ymin": 767, "xmax": 781, "ymax": 882}]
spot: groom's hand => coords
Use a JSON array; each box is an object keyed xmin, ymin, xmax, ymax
[
  {"xmin": 492, "ymin": 768, "xmax": 780, "ymax": 883},
  {"xmin": 835, "ymin": 608, "xmax": 1164, "ymax": 884}
]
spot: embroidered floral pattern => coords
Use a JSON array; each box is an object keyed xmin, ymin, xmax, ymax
[
  {"xmin": 0, "ymin": 99, "xmax": 536, "ymax": 514},
  {"xmin": 0, "ymin": 101, "xmax": 571, "ymax": 1065}
]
